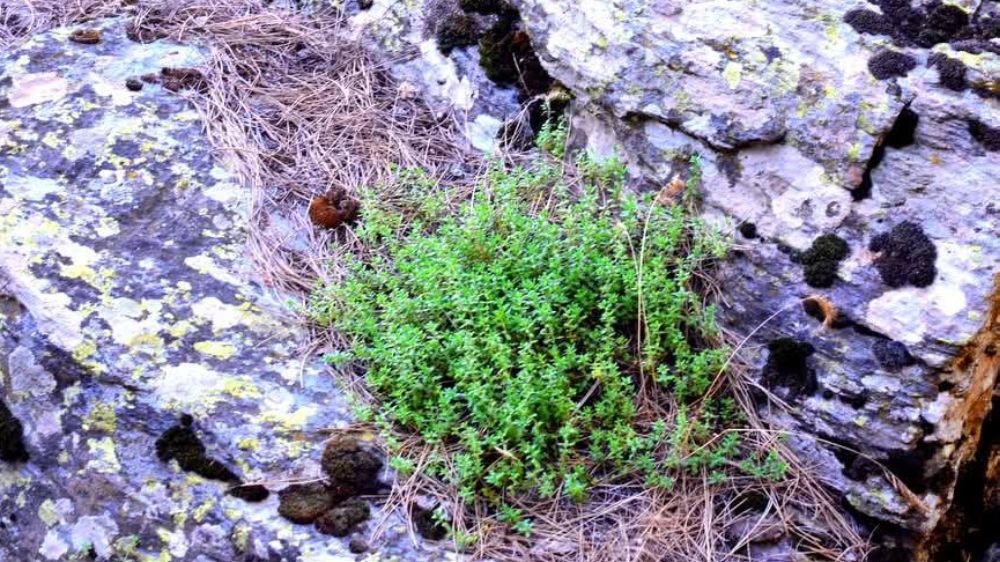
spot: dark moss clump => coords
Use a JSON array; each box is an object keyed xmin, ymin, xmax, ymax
[
  {"xmin": 314, "ymin": 498, "xmax": 370, "ymax": 537},
  {"xmin": 228, "ymin": 484, "xmax": 270, "ymax": 503},
  {"xmin": 155, "ymin": 415, "xmax": 238, "ymax": 482},
  {"xmin": 435, "ymin": 13, "xmax": 481, "ymax": 55},
  {"xmin": 320, "ymin": 435, "xmax": 383, "ymax": 495},
  {"xmin": 459, "ymin": 0, "xmax": 513, "ymax": 16},
  {"xmin": 738, "ymin": 221, "xmax": 758, "ymax": 239},
  {"xmin": 277, "ymin": 482, "xmax": 340, "ymax": 524},
  {"xmin": 0, "ymin": 399, "xmax": 29, "ymax": 463},
  {"xmin": 349, "ymin": 537, "xmax": 369, "ymax": 553},
  {"xmin": 922, "ymin": 3, "xmax": 970, "ymax": 42},
  {"xmin": 413, "ymin": 506, "xmax": 448, "ymax": 540},
  {"xmin": 878, "ymin": 0, "xmax": 926, "ymax": 39},
  {"xmin": 844, "ymin": 9, "xmax": 895, "ymax": 36},
  {"xmin": 928, "ymin": 53, "xmax": 968, "ymax": 91},
  {"xmin": 479, "ymin": 22, "xmax": 553, "ymax": 96},
  {"xmin": 799, "ymin": 234, "xmax": 850, "ymax": 288},
  {"xmin": 869, "ymin": 221, "xmax": 938, "ymax": 287},
  {"xmin": 969, "ymin": 119, "xmax": 1000, "ymax": 151},
  {"xmin": 761, "ymin": 338, "xmax": 817, "ymax": 399},
  {"xmin": 868, "ymin": 49, "xmax": 918, "ymax": 80},
  {"xmin": 873, "ymin": 339, "xmax": 915, "ymax": 371}
]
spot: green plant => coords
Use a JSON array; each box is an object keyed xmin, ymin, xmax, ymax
[
  {"xmin": 312, "ymin": 153, "xmax": 753, "ymax": 512},
  {"xmin": 536, "ymin": 113, "xmax": 568, "ymax": 158}
]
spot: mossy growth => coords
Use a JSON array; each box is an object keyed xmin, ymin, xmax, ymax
[
  {"xmin": 413, "ymin": 506, "xmax": 448, "ymax": 540},
  {"xmin": 798, "ymin": 234, "xmax": 850, "ymax": 288},
  {"xmin": 868, "ymin": 49, "xmax": 918, "ymax": 80},
  {"xmin": 320, "ymin": 435, "xmax": 383, "ymax": 495},
  {"xmin": 969, "ymin": 119, "xmax": 1000, "ymax": 151},
  {"xmin": 872, "ymin": 339, "xmax": 915, "ymax": 371},
  {"xmin": 277, "ymin": 482, "xmax": 340, "ymax": 525},
  {"xmin": 762, "ymin": 338, "xmax": 817, "ymax": 399},
  {"xmin": 314, "ymin": 498, "xmax": 370, "ymax": 537},
  {"xmin": 0, "ymin": 399, "xmax": 29, "ymax": 463},
  {"xmin": 155, "ymin": 414, "xmax": 238, "ymax": 482},
  {"xmin": 459, "ymin": 0, "xmax": 514, "ymax": 16},
  {"xmin": 227, "ymin": 484, "xmax": 270, "ymax": 503},
  {"xmin": 844, "ymin": 9, "xmax": 895, "ymax": 36},
  {"xmin": 478, "ymin": 13, "xmax": 553, "ymax": 97},
  {"xmin": 929, "ymin": 53, "xmax": 968, "ymax": 91},
  {"xmin": 435, "ymin": 12, "xmax": 481, "ymax": 55},
  {"xmin": 869, "ymin": 221, "xmax": 937, "ymax": 287}
]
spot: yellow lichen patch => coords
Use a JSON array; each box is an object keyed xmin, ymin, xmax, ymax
[
  {"xmin": 237, "ymin": 437, "xmax": 260, "ymax": 452},
  {"xmin": 221, "ymin": 377, "xmax": 261, "ymax": 400},
  {"xmin": 194, "ymin": 340, "xmax": 237, "ymax": 360},
  {"xmin": 37, "ymin": 499, "xmax": 59, "ymax": 527},
  {"xmin": 231, "ymin": 524, "xmax": 251, "ymax": 552},
  {"xmin": 722, "ymin": 61, "xmax": 742, "ymax": 89},
  {"xmin": 193, "ymin": 499, "xmax": 216, "ymax": 522},
  {"xmin": 128, "ymin": 332, "xmax": 166, "ymax": 355},
  {"xmin": 94, "ymin": 217, "xmax": 120, "ymax": 238},
  {"xmin": 184, "ymin": 254, "xmax": 242, "ymax": 287},
  {"xmin": 72, "ymin": 340, "xmax": 98, "ymax": 363},
  {"xmin": 167, "ymin": 320, "xmax": 195, "ymax": 340},
  {"xmin": 41, "ymin": 131, "xmax": 62, "ymax": 148},
  {"xmin": 260, "ymin": 405, "xmax": 318, "ymax": 433},
  {"xmin": 83, "ymin": 402, "xmax": 118, "ymax": 433},
  {"xmin": 86, "ymin": 437, "xmax": 121, "ymax": 474}
]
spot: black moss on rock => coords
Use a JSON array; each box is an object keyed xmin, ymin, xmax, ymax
[
  {"xmin": 873, "ymin": 339, "xmax": 915, "ymax": 371},
  {"xmin": 0, "ymin": 399, "xmax": 29, "ymax": 463},
  {"xmin": 155, "ymin": 415, "xmax": 239, "ymax": 482},
  {"xmin": 738, "ymin": 222, "xmax": 758, "ymax": 239},
  {"xmin": 799, "ymin": 234, "xmax": 850, "ymax": 288},
  {"xmin": 348, "ymin": 537, "xmax": 369, "ymax": 553},
  {"xmin": 228, "ymin": 484, "xmax": 270, "ymax": 503},
  {"xmin": 925, "ymin": 3, "xmax": 970, "ymax": 38},
  {"xmin": 869, "ymin": 221, "xmax": 938, "ymax": 287},
  {"xmin": 762, "ymin": 338, "xmax": 817, "ymax": 399},
  {"xmin": 413, "ymin": 506, "xmax": 449, "ymax": 540},
  {"xmin": 969, "ymin": 119, "xmax": 1000, "ymax": 151},
  {"xmin": 436, "ymin": 13, "xmax": 481, "ymax": 55},
  {"xmin": 459, "ymin": 0, "xmax": 513, "ymax": 16},
  {"xmin": 928, "ymin": 53, "xmax": 968, "ymax": 91},
  {"xmin": 868, "ymin": 49, "xmax": 918, "ymax": 80},
  {"xmin": 314, "ymin": 498, "xmax": 370, "ymax": 537},
  {"xmin": 845, "ymin": 9, "xmax": 895, "ymax": 36},
  {"xmin": 277, "ymin": 482, "xmax": 340, "ymax": 525},
  {"xmin": 321, "ymin": 435, "xmax": 383, "ymax": 495}
]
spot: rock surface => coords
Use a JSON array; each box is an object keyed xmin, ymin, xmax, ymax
[
  {"xmin": 502, "ymin": 0, "xmax": 999, "ymax": 557},
  {"xmin": 350, "ymin": 0, "xmax": 1000, "ymax": 557},
  {"xmin": 0, "ymin": 18, "xmax": 442, "ymax": 562}
]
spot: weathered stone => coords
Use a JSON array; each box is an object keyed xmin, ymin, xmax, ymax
[
  {"xmin": 495, "ymin": 0, "xmax": 1000, "ymax": 557},
  {"xmin": 0, "ymin": 18, "xmax": 372, "ymax": 562}
]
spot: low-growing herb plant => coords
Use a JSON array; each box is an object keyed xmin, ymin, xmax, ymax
[{"xmin": 311, "ymin": 144, "xmax": 757, "ymax": 528}]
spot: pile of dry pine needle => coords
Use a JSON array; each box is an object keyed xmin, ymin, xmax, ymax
[{"xmin": 2, "ymin": 1, "xmax": 868, "ymax": 560}]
